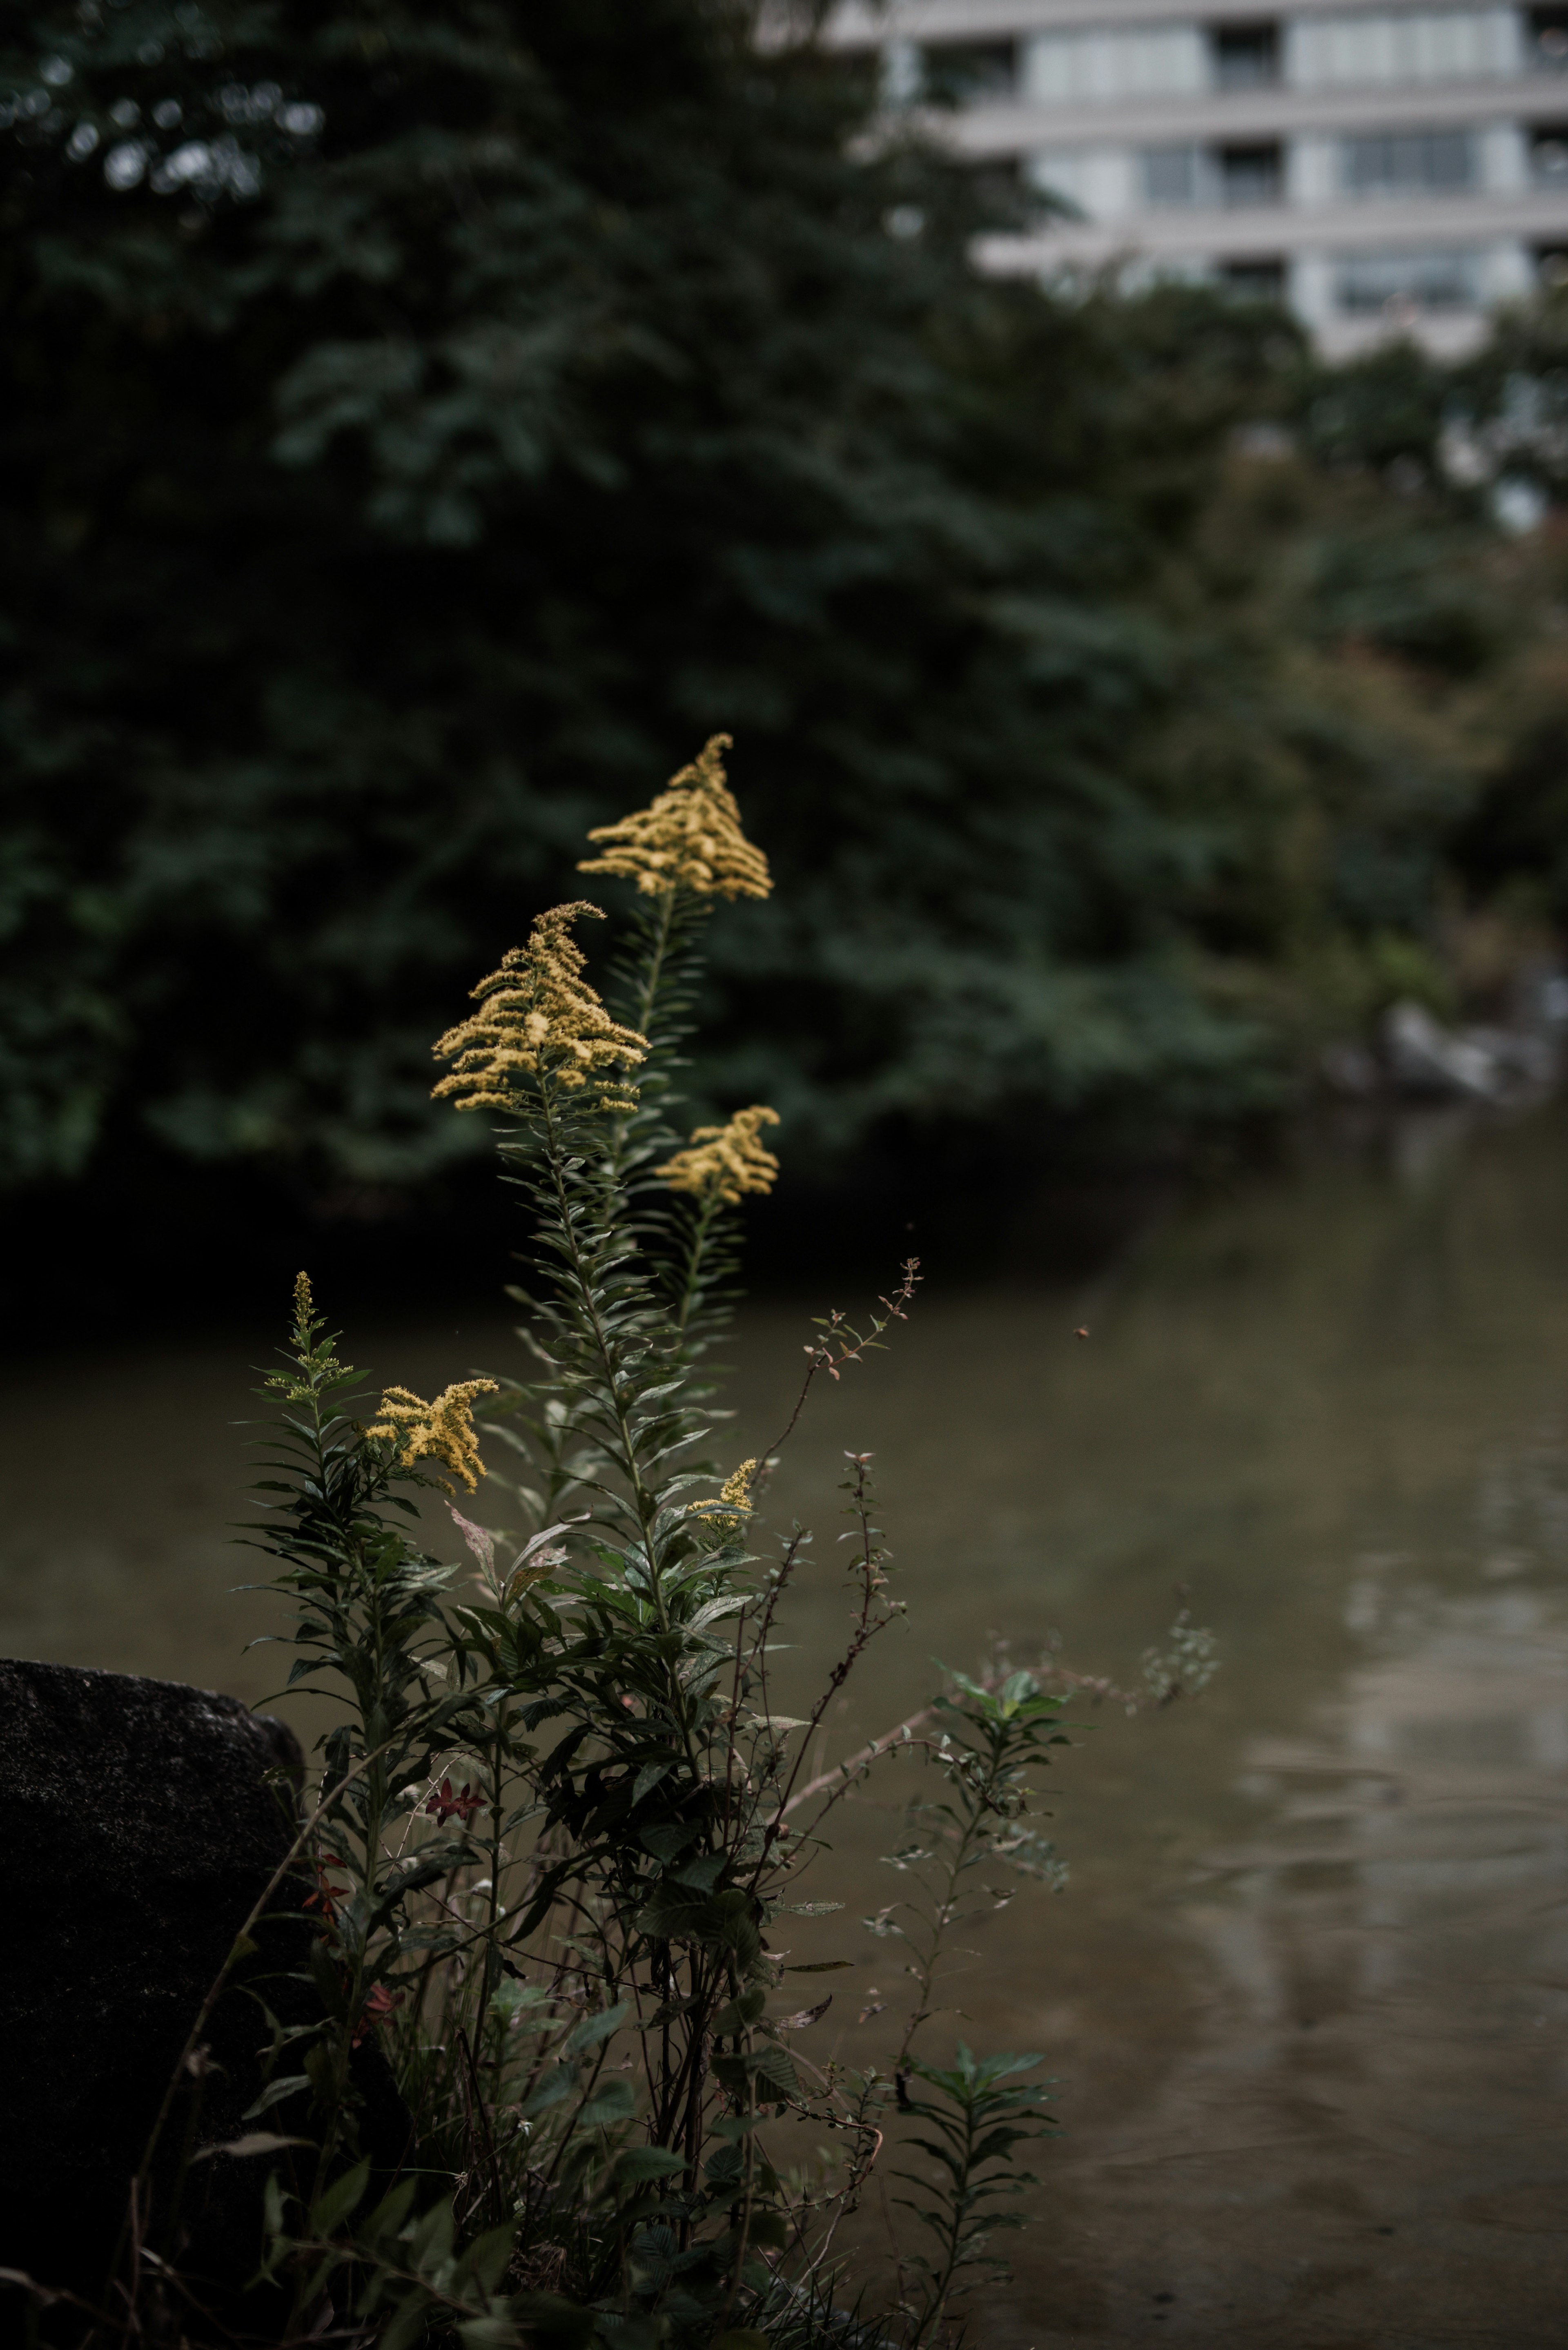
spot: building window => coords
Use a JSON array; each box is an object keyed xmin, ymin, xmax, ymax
[
  {"xmin": 1142, "ymin": 143, "xmax": 1283, "ymax": 208},
  {"xmin": 1341, "ymin": 127, "xmax": 1474, "ymax": 195},
  {"xmin": 1219, "ymin": 257, "xmax": 1288, "ymax": 300},
  {"xmin": 921, "ymin": 40, "xmax": 1017, "ymax": 105},
  {"xmin": 1336, "ymin": 247, "xmax": 1479, "ymax": 310},
  {"xmin": 1532, "ymin": 10, "xmax": 1568, "ymax": 69},
  {"xmin": 1531, "ymin": 125, "xmax": 1568, "ymax": 180},
  {"xmin": 1026, "ymin": 27, "xmax": 1205, "ymax": 106},
  {"xmin": 1143, "ymin": 144, "xmax": 1200, "ymax": 204},
  {"xmin": 1293, "ymin": 11, "xmax": 1519, "ymax": 90},
  {"xmin": 1211, "ymin": 22, "xmax": 1281, "ymax": 88},
  {"xmin": 1027, "ymin": 147, "xmax": 1112, "ymax": 219},
  {"xmin": 1220, "ymin": 142, "xmax": 1283, "ymax": 204}
]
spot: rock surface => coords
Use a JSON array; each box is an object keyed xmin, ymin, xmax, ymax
[{"xmin": 0, "ymin": 1659, "xmax": 409, "ymax": 2339}]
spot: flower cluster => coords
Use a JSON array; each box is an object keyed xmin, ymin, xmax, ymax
[
  {"xmin": 689, "ymin": 1457, "xmax": 758, "ymax": 1528},
  {"xmin": 262, "ymin": 1269, "xmax": 347, "ymax": 1404},
  {"xmin": 353, "ymin": 1983, "xmax": 407, "ymax": 2048},
  {"xmin": 717, "ymin": 1457, "xmax": 757, "ymax": 1510},
  {"xmin": 425, "ymin": 1776, "xmax": 483, "ymax": 1826},
  {"xmin": 656, "ymin": 1104, "xmax": 781, "ymax": 1206},
  {"xmin": 432, "ymin": 902, "xmax": 648, "ymax": 1115},
  {"xmin": 367, "ymin": 1379, "xmax": 499, "ymax": 1491},
  {"xmin": 578, "ymin": 734, "xmax": 772, "ymax": 901}
]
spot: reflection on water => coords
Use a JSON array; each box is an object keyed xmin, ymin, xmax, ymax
[
  {"xmin": 6, "ymin": 1108, "xmax": 1568, "ymax": 2343},
  {"xmin": 1102, "ymin": 1579, "xmax": 1568, "ymax": 2348}
]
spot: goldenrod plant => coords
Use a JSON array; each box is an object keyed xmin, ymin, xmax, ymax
[{"xmin": 62, "ymin": 740, "xmax": 1213, "ymax": 2350}]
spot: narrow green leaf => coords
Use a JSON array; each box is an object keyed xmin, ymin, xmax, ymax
[
  {"xmin": 309, "ymin": 2156, "xmax": 370, "ymax": 2239},
  {"xmin": 241, "ymin": 2074, "xmax": 310, "ymax": 2120}
]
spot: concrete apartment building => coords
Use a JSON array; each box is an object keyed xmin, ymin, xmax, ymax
[{"xmin": 822, "ymin": 2, "xmax": 1568, "ymax": 353}]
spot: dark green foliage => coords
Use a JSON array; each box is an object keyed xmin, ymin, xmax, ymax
[
  {"xmin": 1297, "ymin": 339, "xmax": 1455, "ymax": 482},
  {"xmin": 2, "ymin": 0, "xmax": 1381, "ymax": 1202},
  {"xmin": 893, "ymin": 2046, "xmax": 1056, "ymax": 2342},
  {"xmin": 1279, "ymin": 296, "xmax": 1568, "ymax": 947},
  {"xmin": 1455, "ymin": 639, "xmax": 1568, "ymax": 934}
]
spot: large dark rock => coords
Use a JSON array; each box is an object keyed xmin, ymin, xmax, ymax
[{"xmin": 0, "ymin": 1660, "xmax": 410, "ymax": 2341}]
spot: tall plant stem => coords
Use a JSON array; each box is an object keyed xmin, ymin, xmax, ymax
[
  {"xmin": 533, "ymin": 1089, "xmax": 708, "ymax": 1814},
  {"xmin": 629, "ymin": 887, "xmax": 679, "ymax": 1036},
  {"xmin": 669, "ymin": 1193, "xmax": 722, "ymax": 1341}
]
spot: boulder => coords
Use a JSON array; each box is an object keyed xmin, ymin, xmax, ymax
[{"xmin": 0, "ymin": 1659, "xmax": 410, "ymax": 2342}]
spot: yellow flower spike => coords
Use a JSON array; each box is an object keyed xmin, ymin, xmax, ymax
[
  {"xmin": 655, "ymin": 1105, "xmax": 781, "ymax": 1207},
  {"xmin": 719, "ymin": 1458, "xmax": 758, "ymax": 1509},
  {"xmin": 689, "ymin": 1458, "xmax": 759, "ymax": 1529},
  {"xmin": 263, "ymin": 1269, "xmax": 346, "ymax": 1402},
  {"xmin": 368, "ymin": 1379, "xmax": 500, "ymax": 1492},
  {"xmin": 431, "ymin": 901, "xmax": 648, "ymax": 1115},
  {"xmin": 577, "ymin": 734, "xmax": 772, "ymax": 902}
]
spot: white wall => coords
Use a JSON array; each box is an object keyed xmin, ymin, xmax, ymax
[
  {"xmin": 1027, "ymin": 145, "xmax": 1138, "ymax": 219},
  {"xmin": 1478, "ymin": 120, "xmax": 1530, "ymax": 193}
]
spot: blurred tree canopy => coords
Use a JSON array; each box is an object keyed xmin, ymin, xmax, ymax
[{"xmin": 2, "ymin": 0, "xmax": 1561, "ymax": 1206}]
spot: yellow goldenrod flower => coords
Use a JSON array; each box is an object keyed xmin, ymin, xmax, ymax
[
  {"xmin": 578, "ymin": 734, "xmax": 772, "ymax": 902},
  {"xmin": 719, "ymin": 1458, "xmax": 758, "ymax": 1509},
  {"xmin": 292, "ymin": 1269, "xmax": 314, "ymax": 1329},
  {"xmin": 656, "ymin": 1105, "xmax": 780, "ymax": 1206},
  {"xmin": 689, "ymin": 1457, "xmax": 758, "ymax": 1527},
  {"xmin": 368, "ymin": 1379, "xmax": 500, "ymax": 1491},
  {"xmin": 432, "ymin": 902, "xmax": 648, "ymax": 1114}
]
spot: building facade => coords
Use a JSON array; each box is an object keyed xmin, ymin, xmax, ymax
[{"xmin": 824, "ymin": 2, "xmax": 1568, "ymax": 353}]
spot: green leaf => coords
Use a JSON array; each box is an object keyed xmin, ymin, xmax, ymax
[
  {"xmin": 711, "ymin": 1985, "xmax": 766, "ymax": 2035},
  {"xmin": 406, "ymin": 2198, "xmax": 457, "ymax": 2274},
  {"xmin": 457, "ymin": 2221, "xmax": 517, "ymax": 2296},
  {"xmin": 637, "ymin": 1820, "xmax": 702, "ymax": 1865},
  {"xmin": 576, "ymin": 2074, "xmax": 637, "ymax": 2127},
  {"xmin": 753, "ymin": 2043, "xmax": 801, "ymax": 2098},
  {"xmin": 560, "ymin": 2000, "xmax": 631, "ymax": 2058},
  {"xmin": 521, "ymin": 2065, "xmax": 576, "ymax": 2120},
  {"xmin": 631, "ymin": 1759, "xmax": 675, "ymax": 1805},
  {"xmin": 457, "ymin": 2324, "xmax": 515, "ymax": 2350},
  {"xmin": 192, "ymin": 2131, "xmax": 307, "ymax": 2162},
  {"xmin": 489, "ymin": 1977, "xmax": 549, "ymax": 2023},
  {"xmin": 361, "ymin": 2178, "xmax": 420, "ymax": 2247},
  {"xmin": 507, "ymin": 2292, "xmax": 594, "ymax": 2344},
  {"xmin": 379, "ymin": 2287, "xmax": 432, "ymax": 2350},
  {"xmin": 608, "ymin": 2146, "xmax": 687, "ymax": 2191},
  {"xmin": 668, "ymin": 1848, "xmax": 727, "ymax": 1892},
  {"xmin": 241, "ymin": 2074, "xmax": 310, "ymax": 2120},
  {"xmin": 309, "ymin": 2157, "xmax": 370, "ymax": 2239}
]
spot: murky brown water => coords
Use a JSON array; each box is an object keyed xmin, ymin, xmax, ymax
[{"xmin": 6, "ymin": 1106, "xmax": 1568, "ymax": 2344}]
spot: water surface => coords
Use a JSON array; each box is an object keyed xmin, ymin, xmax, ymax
[{"xmin": 5, "ymin": 1107, "xmax": 1568, "ymax": 2346}]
